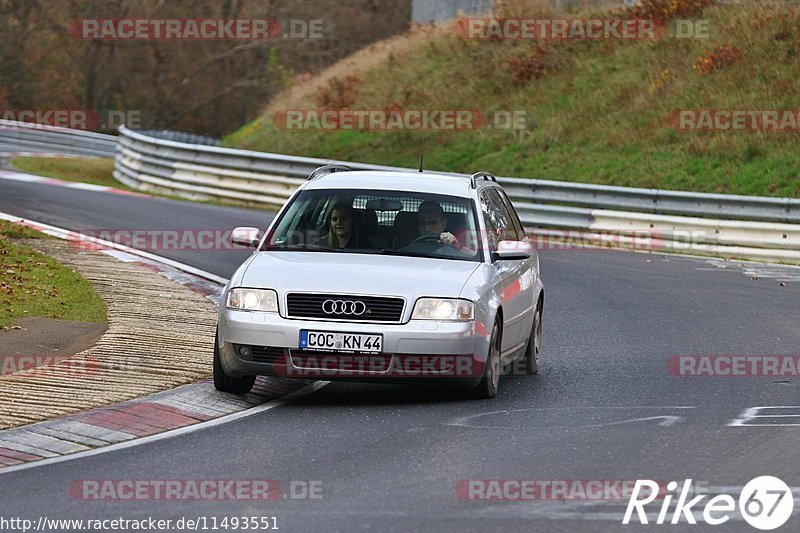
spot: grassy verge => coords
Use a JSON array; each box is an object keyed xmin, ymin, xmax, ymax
[
  {"xmin": 225, "ymin": 0, "xmax": 800, "ymax": 198},
  {"xmin": 11, "ymin": 157, "xmax": 125, "ymax": 189},
  {"xmin": 10, "ymin": 156, "xmax": 258, "ymax": 209},
  {"xmin": 0, "ymin": 220, "xmax": 107, "ymax": 328}
]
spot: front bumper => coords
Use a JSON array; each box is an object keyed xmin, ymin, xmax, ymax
[{"xmin": 217, "ymin": 310, "xmax": 489, "ymax": 384}]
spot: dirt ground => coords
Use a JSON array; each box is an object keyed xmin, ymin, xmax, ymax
[{"xmin": 0, "ymin": 317, "xmax": 106, "ymax": 364}]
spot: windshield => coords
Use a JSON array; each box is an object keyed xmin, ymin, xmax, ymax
[{"xmin": 262, "ymin": 189, "xmax": 483, "ymax": 262}]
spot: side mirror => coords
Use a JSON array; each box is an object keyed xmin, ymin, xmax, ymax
[
  {"xmin": 231, "ymin": 227, "xmax": 261, "ymax": 248},
  {"xmin": 492, "ymin": 240, "xmax": 532, "ymax": 261}
]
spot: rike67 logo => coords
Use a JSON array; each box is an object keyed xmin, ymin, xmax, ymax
[{"xmin": 623, "ymin": 477, "xmax": 794, "ymax": 530}]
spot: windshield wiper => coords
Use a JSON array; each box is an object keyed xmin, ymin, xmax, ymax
[
  {"xmin": 261, "ymin": 245, "xmax": 341, "ymax": 252},
  {"xmin": 377, "ymin": 248, "xmax": 439, "ymax": 259}
]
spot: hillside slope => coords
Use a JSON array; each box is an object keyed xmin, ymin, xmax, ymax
[{"xmin": 225, "ymin": 0, "xmax": 800, "ymax": 197}]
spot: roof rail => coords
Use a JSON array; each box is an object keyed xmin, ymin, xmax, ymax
[
  {"xmin": 470, "ymin": 171, "xmax": 497, "ymax": 188},
  {"xmin": 308, "ymin": 164, "xmax": 352, "ymax": 181}
]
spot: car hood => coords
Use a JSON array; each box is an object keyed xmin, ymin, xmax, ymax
[{"xmin": 240, "ymin": 251, "xmax": 480, "ymax": 298}]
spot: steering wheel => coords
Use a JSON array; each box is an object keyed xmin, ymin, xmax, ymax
[{"xmin": 407, "ymin": 234, "xmax": 444, "ymax": 247}]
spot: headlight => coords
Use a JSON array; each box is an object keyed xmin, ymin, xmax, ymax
[
  {"xmin": 411, "ymin": 298, "xmax": 474, "ymax": 321},
  {"xmin": 226, "ymin": 288, "xmax": 279, "ymax": 312}
]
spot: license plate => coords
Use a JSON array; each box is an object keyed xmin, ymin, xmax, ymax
[{"xmin": 299, "ymin": 330, "xmax": 383, "ymax": 354}]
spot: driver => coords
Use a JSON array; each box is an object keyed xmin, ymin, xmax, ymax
[{"xmin": 416, "ymin": 201, "xmax": 472, "ymax": 254}]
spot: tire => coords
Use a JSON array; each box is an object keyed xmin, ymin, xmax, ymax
[
  {"xmin": 471, "ymin": 320, "xmax": 502, "ymax": 399},
  {"xmin": 213, "ymin": 327, "xmax": 256, "ymax": 395},
  {"xmin": 522, "ymin": 304, "xmax": 542, "ymax": 375}
]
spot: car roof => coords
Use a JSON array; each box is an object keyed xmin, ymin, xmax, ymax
[{"xmin": 302, "ymin": 170, "xmax": 490, "ymax": 197}]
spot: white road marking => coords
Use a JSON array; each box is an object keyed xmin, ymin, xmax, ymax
[
  {"xmin": 699, "ymin": 258, "xmax": 800, "ymax": 283},
  {"xmin": 446, "ymin": 406, "xmax": 695, "ymax": 429},
  {"xmin": 583, "ymin": 415, "xmax": 683, "ymax": 428},
  {"xmin": 728, "ymin": 406, "xmax": 800, "ymax": 427}
]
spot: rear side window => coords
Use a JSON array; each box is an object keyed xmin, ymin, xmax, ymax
[
  {"xmin": 481, "ymin": 189, "xmax": 525, "ymax": 252},
  {"xmin": 480, "ymin": 189, "xmax": 518, "ymax": 251},
  {"xmin": 496, "ymin": 189, "xmax": 526, "ymax": 240}
]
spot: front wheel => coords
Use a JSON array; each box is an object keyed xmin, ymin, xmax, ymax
[
  {"xmin": 213, "ymin": 327, "xmax": 255, "ymax": 395},
  {"xmin": 471, "ymin": 320, "xmax": 501, "ymax": 399}
]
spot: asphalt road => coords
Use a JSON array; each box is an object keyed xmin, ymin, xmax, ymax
[
  {"xmin": 2, "ymin": 177, "xmax": 800, "ymax": 532},
  {"xmin": 0, "ymin": 176, "xmax": 265, "ymax": 277}
]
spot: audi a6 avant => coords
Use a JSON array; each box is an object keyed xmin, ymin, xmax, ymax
[{"xmin": 215, "ymin": 165, "xmax": 544, "ymax": 398}]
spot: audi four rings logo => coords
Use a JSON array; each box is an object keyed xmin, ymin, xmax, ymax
[{"xmin": 322, "ymin": 299, "xmax": 367, "ymax": 315}]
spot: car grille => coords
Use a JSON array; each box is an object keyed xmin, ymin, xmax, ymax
[
  {"xmin": 286, "ymin": 293, "xmax": 404, "ymax": 323},
  {"xmin": 289, "ymin": 350, "xmax": 392, "ymax": 372},
  {"xmin": 251, "ymin": 346, "xmax": 287, "ymax": 364}
]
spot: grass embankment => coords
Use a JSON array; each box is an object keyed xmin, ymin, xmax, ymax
[
  {"xmin": 11, "ymin": 156, "xmax": 245, "ymax": 207},
  {"xmin": 0, "ymin": 220, "xmax": 107, "ymax": 328},
  {"xmin": 225, "ymin": 0, "xmax": 800, "ymax": 197},
  {"xmin": 12, "ymin": 157, "xmax": 122, "ymax": 189}
]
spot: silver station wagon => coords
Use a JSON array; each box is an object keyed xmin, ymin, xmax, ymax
[{"xmin": 215, "ymin": 166, "xmax": 544, "ymax": 399}]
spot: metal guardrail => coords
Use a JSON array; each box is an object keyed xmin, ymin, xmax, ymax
[
  {"xmin": 115, "ymin": 125, "xmax": 800, "ymax": 224},
  {"xmin": 114, "ymin": 127, "xmax": 306, "ymax": 208},
  {"xmin": 0, "ymin": 119, "xmax": 116, "ymax": 158},
  {"xmin": 111, "ymin": 126, "xmax": 800, "ymax": 263},
  {"xmin": 1, "ymin": 121, "xmax": 798, "ymax": 262},
  {"xmin": 499, "ymin": 177, "xmax": 800, "ymax": 225},
  {"xmin": 138, "ymin": 130, "xmax": 220, "ymax": 146}
]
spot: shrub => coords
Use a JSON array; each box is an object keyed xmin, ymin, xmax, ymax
[
  {"xmin": 316, "ymin": 75, "xmax": 361, "ymax": 109},
  {"xmin": 693, "ymin": 44, "xmax": 742, "ymax": 75},
  {"xmin": 508, "ymin": 46, "xmax": 550, "ymax": 87},
  {"xmin": 627, "ymin": 0, "xmax": 716, "ymax": 21}
]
